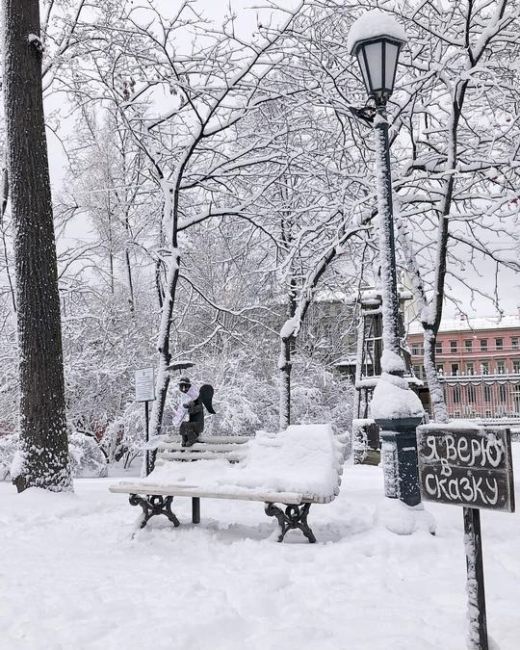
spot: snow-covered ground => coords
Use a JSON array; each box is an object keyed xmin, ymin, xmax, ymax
[{"xmin": 1, "ymin": 449, "xmax": 519, "ymax": 650}]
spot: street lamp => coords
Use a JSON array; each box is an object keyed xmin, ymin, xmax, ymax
[
  {"xmin": 350, "ymin": 33, "xmax": 405, "ymax": 105},
  {"xmin": 348, "ymin": 12, "xmax": 424, "ymax": 508}
]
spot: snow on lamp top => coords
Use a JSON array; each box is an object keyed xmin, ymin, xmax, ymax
[
  {"xmin": 347, "ymin": 10, "xmax": 407, "ymax": 104},
  {"xmin": 347, "ymin": 10, "xmax": 407, "ymax": 53}
]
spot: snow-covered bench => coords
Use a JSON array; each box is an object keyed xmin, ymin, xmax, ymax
[{"xmin": 109, "ymin": 424, "xmax": 347, "ymax": 543}]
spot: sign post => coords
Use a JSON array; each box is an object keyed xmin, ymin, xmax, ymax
[
  {"xmin": 417, "ymin": 424, "xmax": 515, "ymax": 650},
  {"xmin": 135, "ymin": 368, "xmax": 155, "ymax": 476}
]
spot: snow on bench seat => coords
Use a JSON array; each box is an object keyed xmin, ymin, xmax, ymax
[
  {"xmin": 109, "ymin": 483, "xmax": 307, "ymax": 505},
  {"xmin": 110, "ymin": 424, "xmax": 348, "ymax": 542}
]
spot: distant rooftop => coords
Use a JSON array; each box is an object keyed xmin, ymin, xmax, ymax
[
  {"xmin": 314, "ymin": 289, "xmax": 350, "ymax": 304},
  {"xmin": 345, "ymin": 286, "xmax": 413, "ymax": 305},
  {"xmin": 408, "ymin": 313, "xmax": 520, "ymax": 335}
]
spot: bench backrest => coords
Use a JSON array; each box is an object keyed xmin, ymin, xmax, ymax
[{"xmin": 154, "ymin": 435, "xmax": 251, "ymax": 469}]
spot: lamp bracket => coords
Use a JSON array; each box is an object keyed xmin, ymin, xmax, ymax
[{"xmin": 347, "ymin": 104, "xmax": 377, "ymax": 126}]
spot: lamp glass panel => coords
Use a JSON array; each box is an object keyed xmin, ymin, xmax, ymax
[
  {"xmin": 363, "ymin": 41, "xmax": 384, "ymax": 92},
  {"xmin": 384, "ymin": 41, "xmax": 399, "ymax": 92},
  {"xmin": 356, "ymin": 48, "xmax": 371, "ymax": 95}
]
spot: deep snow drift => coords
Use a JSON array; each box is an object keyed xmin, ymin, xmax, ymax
[{"xmin": 1, "ymin": 449, "xmax": 519, "ymax": 650}]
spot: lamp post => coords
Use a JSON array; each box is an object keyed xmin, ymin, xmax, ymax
[{"xmin": 348, "ymin": 12, "xmax": 424, "ymax": 507}]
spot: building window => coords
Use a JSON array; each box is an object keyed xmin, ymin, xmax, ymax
[
  {"xmin": 512, "ymin": 337, "xmax": 519, "ymax": 351},
  {"xmin": 453, "ymin": 386, "xmax": 461, "ymax": 403},
  {"xmin": 481, "ymin": 361, "xmax": 489, "ymax": 375},
  {"xmin": 485, "ymin": 410, "xmax": 492, "ymax": 418},
  {"xmin": 466, "ymin": 362, "xmax": 474, "ymax": 375},
  {"xmin": 412, "ymin": 365, "xmax": 426, "ymax": 379},
  {"xmin": 467, "ymin": 385, "xmax": 476, "ymax": 403},
  {"xmin": 484, "ymin": 385, "xmax": 492, "ymax": 402},
  {"xmin": 499, "ymin": 384, "xmax": 507, "ymax": 402},
  {"xmin": 451, "ymin": 363, "xmax": 459, "ymax": 376},
  {"xmin": 514, "ymin": 385, "xmax": 520, "ymax": 413},
  {"xmin": 411, "ymin": 343, "xmax": 423, "ymax": 356},
  {"xmin": 464, "ymin": 339, "xmax": 473, "ymax": 353},
  {"xmin": 450, "ymin": 340, "xmax": 458, "ymax": 353},
  {"xmin": 514, "ymin": 360, "xmax": 520, "ymax": 374},
  {"xmin": 496, "ymin": 360, "xmax": 506, "ymax": 375},
  {"xmin": 436, "ymin": 342, "xmax": 443, "ymax": 354},
  {"xmin": 436, "ymin": 364, "xmax": 444, "ymax": 375},
  {"xmin": 480, "ymin": 339, "xmax": 488, "ymax": 351},
  {"xmin": 495, "ymin": 337, "xmax": 504, "ymax": 351}
]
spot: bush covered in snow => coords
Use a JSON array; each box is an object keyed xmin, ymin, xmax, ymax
[
  {"xmin": 0, "ymin": 431, "xmax": 108, "ymax": 481},
  {"xmin": 68, "ymin": 432, "xmax": 108, "ymax": 478},
  {"xmin": 100, "ymin": 403, "xmax": 144, "ymax": 469},
  {"xmin": 0, "ymin": 435, "xmax": 17, "ymax": 481}
]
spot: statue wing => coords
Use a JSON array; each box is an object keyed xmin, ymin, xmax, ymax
[{"xmin": 199, "ymin": 384, "xmax": 216, "ymax": 414}]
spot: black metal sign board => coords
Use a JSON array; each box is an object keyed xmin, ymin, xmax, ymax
[
  {"xmin": 417, "ymin": 426, "xmax": 515, "ymax": 513},
  {"xmin": 417, "ymin": 425, "xmax": 515, "ymax": 650}
]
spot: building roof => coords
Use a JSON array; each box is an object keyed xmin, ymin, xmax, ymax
[
  {"xmin": 345, "ymin": 286, "xmax": 413, "ymax": 306},
  {"xmin": 407, "ymin": 314, "xmax": 520, "ymax": 335}
]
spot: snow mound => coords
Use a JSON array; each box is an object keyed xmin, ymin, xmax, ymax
[
  {"xmin": 232, "ymin": 424, "xmax": 343, "ymax": 497},
  {"xmin": 370, "ymin": 373, "xmax": 424, "ymax": 420},
  {"xmin": 376, "ymin": 499, "xmax": 436, "ymax": 536}
]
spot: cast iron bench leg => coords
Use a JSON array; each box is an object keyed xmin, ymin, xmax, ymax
[
  {"xmin": 265, "ymin": 503, "xmax": 316, "ymax": 543},
  {"xmin": 129, "ymin": 494, "xmax": 180, "ymax": 529}
]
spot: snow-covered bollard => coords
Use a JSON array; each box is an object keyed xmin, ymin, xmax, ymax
[{"xmin": 371, "ymin": 353, "xmax": 425, "ymax": 507}]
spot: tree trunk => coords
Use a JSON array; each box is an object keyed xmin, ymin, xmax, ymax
[
  {"xmin": 278, "ymin": 278, "xmax": 297, "ymax": 431},
  {"xmin": 149, "ymin": 177, "xmax": 180, "ymax": 440},
  {"xmin": 3, "ymin": 0, "xmax": 71, "ymax": 491},
  {"xmin": 279, "ymin": 335, "xmax": 293, "ymax": 430},
  {"xmin": 124, "ymin": 246, "xmax": 135, "ymax": 314},
  {"xmin": 0, "ymin": 166, "xmax": 17, "ymax": 312},
  {"xmin": 149, "ymin": 255, "xmax": 179, "ymax": 438},
  {"xmin": 108, "ymin": 209, "xmax": 114, "ymax": 295},
  {"xmin": 423, "ymin": 326, "xmax": 449, "ymax": 423}
]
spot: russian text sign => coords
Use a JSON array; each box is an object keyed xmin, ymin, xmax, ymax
[
  {"xmin": 417, "ymin": 426, "xmax": 515, "ymax": 512},
  {"xmin": 135, "ymin": 367, "xmax": 155, "ymax": 402}
]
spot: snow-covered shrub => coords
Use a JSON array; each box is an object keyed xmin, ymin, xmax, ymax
[
  {"xmin": 0, "ymin": 431, "xmax": 108, "ymax": 480},
  {"xmin": 100, "ymin": 403, "xmax": 146, "ymax": 469},
  {"xmin": 209, "ymin": 369, "xmax": 279, "ymax": 435},
  {"xmin": 68, "ymin": 432, "xmax": 108, "ymax": 478},
  {"xmin": 290, "ymin": 361, "xmax": 353, "ymax": 441},
  {"xmin": 0, "ymin": 434, "xmax": 17, "ymax": 481},
  {"xmin": 351, "ymin": 419, "xmax": 370, "ymax": 464},
  {"xmin": 62, "ymin": 290, "xmax": 157, "ymax": 443}
]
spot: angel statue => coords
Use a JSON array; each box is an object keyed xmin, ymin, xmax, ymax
[{"xmin": 170, "ymin": 375, "xmax": 216, "ymax": 447}]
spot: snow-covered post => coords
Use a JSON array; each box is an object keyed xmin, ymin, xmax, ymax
[
  {"xmin": 279, "ymin": 315, "xmax": 297, "ymax": 431},
  {"xmin": 373, "ymin": 103, "xmax": 400, "ymax": 357},
  {"xmin": 348, "ymin": 11, "xmax": 424, "ymax": 508}
]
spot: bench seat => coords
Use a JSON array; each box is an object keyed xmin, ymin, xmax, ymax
[{"xmin": 110, "ymin": 482, "xmax": 311, "ymax": 505}]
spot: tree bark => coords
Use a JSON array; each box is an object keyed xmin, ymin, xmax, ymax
[
  {"xmin": 279, "ymin": 335, "xmax": 293, "ymax": 431},
  {"xmin": 3, "ymin": 0, "xmax": 71, "ymax": 491},
  {"xmin": 0, "ymin": 166, "xmax": 17, "ymax": 312},
  {"xmin": 278, "ymin": 276, "xmax": 296, "ymax": 431}
]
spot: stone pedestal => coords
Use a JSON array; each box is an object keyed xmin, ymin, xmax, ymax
[{"xmin": 375, "ymin": 416, "xmax": 422, "ymax": 506}]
